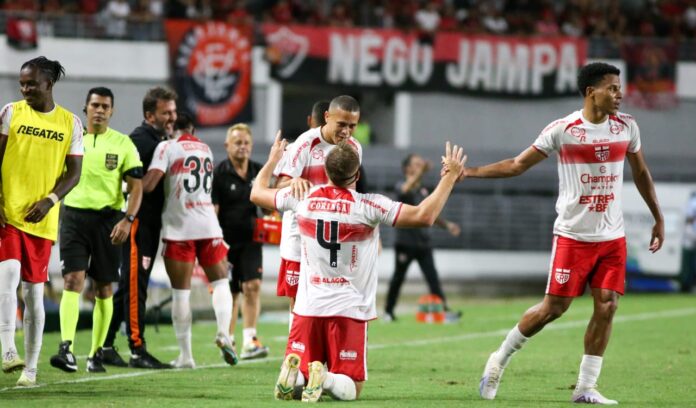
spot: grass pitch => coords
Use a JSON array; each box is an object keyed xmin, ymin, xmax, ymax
[{"xmin": 2, "ymin": 294, "xmax": 695, "ymax": 407}]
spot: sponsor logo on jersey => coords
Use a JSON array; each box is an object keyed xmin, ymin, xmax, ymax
[
  {"xmin": 555, "ymin": 268, "xmax": 570, "ymax": 284},
  {"xmin": 16, "ymin": 125, "xmax": 64, "ymax": 141},
  {"xmin": 339, "ymin": 350, "xmax": 358, "ymax": 360},
  {"xmin": 310, "ymin": 274, "xmax": 349, "ymax": 285},
  {"xmin": 308, "ymin": 199, "xmax": 351, "ymax": 214},
  {"xmin": 291, "ymin": 341, "xmax": 305, "ymax": 353},
  {"xmin": 580, "ymin": 173, "xmax": 619, "ymax": 184},
  {"xmin": 360, "ymin": 198, "xmax": 388, "ymax": 214},
  {"xmin": 105, "ymin": 153, "xmax": 118, "ymax": 170},
  {"xmin": 579, "ymin": 193, "xmax": 615, "ymax": 213},
  {"xmin": 594, "ymin": 145, "xmax": 610, "ymax": 162}
]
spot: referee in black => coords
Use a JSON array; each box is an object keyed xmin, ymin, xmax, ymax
[{"xmin": 101, "ymin": 87, "xmax": 177, "ymax": 369}]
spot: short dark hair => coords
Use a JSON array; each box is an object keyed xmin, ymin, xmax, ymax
[
  {"xmin": 142, "ymin": 86, "xmax": 177, "ymax": 116},
  {"xmin": 312, "ymin": 100, "xmax": 330, "ymax": 126},
  {"xmin": 401, "ymin": 154, "xmax": 416, "ymax": 173},
  {"xmin": 329, "ymin": 95, "xmax": 360, "ymax": 113},
  {"xmin": 85, "ymin": 87, "xmax": 114, "ymax": 106},
  {"xmin": 577, "ymin": 62, "xmax": 620, "ymax": 97},
  {"xmin": 325, "ymin": 142, "xmax": 360, "ymax": 187},
  {"xmin": 174, "ymin": 111, "xmax": 195, "ymax": 132},
  {"xmin": 21, "ymin": 56, "xmax": 65, "ymax": 84}
]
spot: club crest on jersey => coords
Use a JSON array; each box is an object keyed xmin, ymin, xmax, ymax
[
  {"xmin": 610, "ymin": 124, "xmax": 623, "ymax": 135},
  {"xmin": 311, "ymin": 149, "xmax": 324, "ymax": 160},
  {"xmin": 286, "ymin": 269, "xmax": 300, "ymax": 286},
  {"xmin": 570, "ymin": 127, "xmax": 586, "ymax": 138},
  {"xmin": 105, "ymin": 153, "xmax": 118, "ymax": 170},
  {"xmin": 594, "ymin": 145, "xmax": 610, "ymax": 162},
  {"xmin": 555, "ymin": 268, "xmax": 570, "ymax": 284}
]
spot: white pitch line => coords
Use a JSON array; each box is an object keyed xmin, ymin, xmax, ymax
[{"xmin": 3, "ymin": 307, "xmax": 694, "ymax": 393}]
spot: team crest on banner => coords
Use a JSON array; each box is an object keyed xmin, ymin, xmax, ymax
[
  {"xmin": 165, "ymin": 20, "xmax": 253, "ymax": 127},
  {"xmin": 555, "ymin": 268, "xmax": 570, "ymax": 284},
  {"xmin": 105, "ymin": 153, "xmax": 118, "ymax": 170},
  {"xmin": 265, "ymin": 26, "xmax": 309, "ymax": 78},
  {"xmin": 594, "ymin": 146, "xmax": 610, "ymax": 162}
]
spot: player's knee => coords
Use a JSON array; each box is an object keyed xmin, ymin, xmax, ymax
[
  {"xmin": 596, "ymin": 298, "xmax": 618, "ymax": 319},
  {"xmin": 243, "ymin": 279, "xmax": 261, "ymax": 295},
  {"xmin": 63, "ymin": 272, "xmax": 85, "ymax": 292},
  {"xmin": 544, "ymin": 301, "xmax": 570, "ymax": 321}
]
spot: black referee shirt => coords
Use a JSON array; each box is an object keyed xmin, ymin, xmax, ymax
[
  {"xmin": 212, "ymin": 159, "xmax": 262, "ymax": 245},
  {"xmin": 130, "ymin": 121, "xmax": 167, "ymax": 227},
  {"xmin": 394, "ymin": 181, "xmax": 432, "ymax": 249}
]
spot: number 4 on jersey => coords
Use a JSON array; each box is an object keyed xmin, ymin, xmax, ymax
[{"xmin": 316, "ymin": 219, "xmax": 340, "ymax": 267}]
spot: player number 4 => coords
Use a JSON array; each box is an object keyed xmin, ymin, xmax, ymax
[{"xmin": 316, "ymin": 219, "xmax": 340, "ymax": 268}]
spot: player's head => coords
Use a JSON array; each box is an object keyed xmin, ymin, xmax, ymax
[
  {"xmin": 225, "ymin": 123, "xmax": 253, "ymax": 162},
  {"xmin": 84, "ymin": 87, "xmax": 115, "ymax": 131},
  {"xmin": 325, "ymin": 142, "xmax": 360, "ymax": 188},
  {"xmin": 307, "ymin": 100, "xmax": 329, "ymax": 129},
  {"xmin": 577, "ymin": 62, "xmax": 622, "ymax": 114},
  {"xmin": 323, "ymin": 95, "xmax": 360, "ymax": 145},
  {"xmin": 19, "ymin": 56, "xmax": 65, "ymax": 110},
  {"xmin": 402, "ymin": 153, "xmax": 428, "ymax": 177},
  {"xmin": 142, "ymin": 86, "xmax": 177, "ymax": 137},
  {"xmin": 173, "ymin": 111, "xmax": 195, "ymax": 137}
]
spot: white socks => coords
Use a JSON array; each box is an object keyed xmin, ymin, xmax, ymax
[
  {"xmin": 323, "ymin": 372, "xmax": 357, "ymax": 401},
  {"xmin": 288, "ymin": 311, "xmax": 294, "ymax": 332},
  {"xmin": 496, "ymin": 324, "xmax": 529, "ymax": 367},
  {"xmin": 21, "ymin": 282, "xmax": 44, "ymax": 370},
  {"xmin": 0, "ymin": 260, "xmax": 21, "ymax": 355},
  {"xmin": 243, "ymin": 327, "xmax": 256, "ymax": 345},
  {"xmin": 171, "ymin": 289, "xmax": 192, "ymax": 361},
  {"xmin": 577, "ymin": 354, "xmax": 603, "ymax": 390},
  {"xmin": 210, "ymin": 279, "xmax": 233, "ymax": 343}
]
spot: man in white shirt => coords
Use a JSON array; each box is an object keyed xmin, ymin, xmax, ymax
[
  {"xmin": 252, "ymin": 134, "xmax": 466, "ymax": 402},
  {"xmin": 472, "ymin": 62, "xmax": 664, "ymax": 405}
]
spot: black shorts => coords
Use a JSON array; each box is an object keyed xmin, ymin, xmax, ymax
[
  {"xmin": 227, "ymin": 242, "xmax": 263, "ymax": 293},
  {"xmin": 60, "ymin": 207, "xmax": 124, "ymax": 283}
]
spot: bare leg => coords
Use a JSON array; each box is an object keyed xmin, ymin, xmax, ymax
[
  {"xmin": 242, "ymin": 279, "xmax": 261, "ymax": 331},
  {"xmin": 584, "ymin": 288, "xmax": 619, "ymax": 356},
  {"xmin": 518, "ymin": 294, "xmax": 574, "ymax": 337}
]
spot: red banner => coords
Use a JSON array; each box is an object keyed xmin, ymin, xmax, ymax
[
  {"xmin": 263, "ymin": 24, "xmax": 586, "ymax": 97},
  {"xmin": 164, "ymin": 20, "xmax": 253, "ymax": 127}
]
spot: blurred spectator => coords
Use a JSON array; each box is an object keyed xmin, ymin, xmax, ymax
[
  {"xmin": 267, "ymin": 0, "xmax": 294, "ymax": 24},
  {"xmin": 103, "ymin": 0, "xmax": 130, "ymax": 38},
  {"xmin": 130, "ymin": 0, "xmax": 156, "ymax": 40},
  {"xmin": 481, "ymin": 4, "xmax": 508, "ymax": 35},
  {"xmin": 227, "ymin": 0, "xmax": 252, "ymax": 26},
  {"xmin": 535, "ymin": 8, "xmax": 559, "ymax": 36},
  {"xmin": 561, "ymin": 11, "xmax": 584, "ymax": 37},
  {"xmin": 415, "ymin": 1, "xmax": 441, "ymax": 34},
  {"xmin": 438, "ymin": 4, "xmax": 459, "ymax": 31},
  {"xmin": 79, "ymin": 0, "xmax": 100, "ymax": 14},
  {"xmin": 327, "ymin": 1, "xmax": 353, "ymax": 27}
]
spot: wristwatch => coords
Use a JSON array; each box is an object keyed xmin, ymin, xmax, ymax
[{"xmin": 125, "ymin": 214, "xmax": 136, "ymax": 223}]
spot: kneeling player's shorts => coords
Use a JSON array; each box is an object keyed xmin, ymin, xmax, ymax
[
  {"xmin": 276, "ymin": 258, "xmax": 300, "ymax": 298},
  {"xmin": 0, "ymin": 224, "xmax": 52, "ymax": 283},
  {"xmin": 227, "ymin": 242, "xmax": 263, "ymax": 294},
  {"xmin": 286, "ymin": 314, "xmax": 368, "ymax": 382},
  {"xmin": 162, "ymin": 238, "xmax": 228, "ymax": 267},
  {"xmin": 546, "ymin": 235, "xmax": 627, "ymax": 297},
  {"xmin": 60, "ymin": 207, "xmax": 123, "ymax": 282}
]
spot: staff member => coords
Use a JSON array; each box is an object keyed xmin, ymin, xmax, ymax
[
  {"xmin": 50, "ymin": 87, "xmax": 143, "ymax": 374},
  {"xmin": 212, "ymin": 123, "xmax": 269, "ymax": 360}
]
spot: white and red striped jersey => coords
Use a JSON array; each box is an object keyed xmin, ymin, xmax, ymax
[
  {"xmin": 149, "ymin": 134, "xmax": 223, "ymax": 241},
  {"xmin": 273, "ymin": 127, "xmax": 363, "ymax": 261},
  {"xmin": 533, "ymin": 110, "xmax": 641, "ymax": 242},
  {"xmin": 275, "ymin": 185, "xmax": 401, "ymax": 320}
]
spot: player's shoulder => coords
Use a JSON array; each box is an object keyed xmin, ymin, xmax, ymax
[
  {"xmin": 540, "ymin": 111, "xmax": 580, "ymax": 135},
  {"xmin": 611, "ymin": 111, "xmax": 637, "ymax": 127},
  {"xmin": 106, "ymin": 127, "xmax": 133, "ymax": 143},
  {"xmin": 293, "ymin": 127, "xmax": 322, "ymax": 146}
]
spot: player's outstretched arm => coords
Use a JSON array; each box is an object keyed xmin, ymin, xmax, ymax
[
  {"xmin": 463, "ymin": 146, "xmax": 545, "ymax": 179},
  {"xmin": 627, "ymin": 150, "xmax": 664, "ymax": 252},
  {"xmin": 395, "ymin": 142, "xmax": 466, "ymax": 228},
  {"xmin": 25, "ymin": 155, "xmax": 82, "ymax": 223},
  {"xmin": 250, "ymin": 131, "xmax": 287, "ymax": 210}
]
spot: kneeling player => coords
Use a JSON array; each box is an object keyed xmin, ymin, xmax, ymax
[
  {"xmin": 251, "ymin": 134, "xmax": 466, "ymax": 401},
  {"xmin": 143, "ymin": 113, "xmax": 236, "ymax": 368}
]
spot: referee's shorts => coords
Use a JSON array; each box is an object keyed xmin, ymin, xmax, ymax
[{"xmin": 59, "ymin": 206, "xmax": 124, "ymax": 283}]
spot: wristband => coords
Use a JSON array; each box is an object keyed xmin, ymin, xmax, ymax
[{"xmin": 47, "ymin": 193, "xmax": 60, "ymax": 205}]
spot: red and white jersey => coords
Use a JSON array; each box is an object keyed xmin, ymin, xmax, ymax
[
  {"xmin": 149, "ymin": 134, "xmax": 223, "ymax": 241},
  {"xmin": 273, "ymin": 127, "xmax": 363, "ymax": 261},
  {"xmin": 533, "ymin": 110, "xmax": 641, "ymax": 242},
  {"xmin": 275, "ymin": 185, "xmax": 401, "ymax": 320}
]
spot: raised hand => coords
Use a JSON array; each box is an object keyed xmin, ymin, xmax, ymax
[
  {"xmin": 267, "ymin": 130, "xmax": 287, "ymax": 165},
  {"xmin": 440, "ymin": 141, "xmax": 467, "ymax": 180}
]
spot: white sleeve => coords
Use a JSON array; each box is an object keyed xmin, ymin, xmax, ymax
[
  {"xmin": 274, "ymin": 186, "xmax": 299, "ymax": 212},
  {"xmin": 274, "ymin": 139, "xmax": 308, "ymax": 179},
  {"xmin": 0, "ymin": 104, "xmax": 13, "ymax": 135},
  {"xmin": 532, "ymin": 120, "xmax": 561, "ymax": 156},
  {"xmin": 360, "ymin": 193, "xmax": 403, "ymax": 227},
  {"xmin": 148, "ymin": 141, "xmax": 169, "ymax": 172},
  {"xmin": 68, "ymin": 115, "xmax": 84, "ymax": 155},
  {"xmin": 628, "ymin": 120, "xmax": 641, "ymax": 153}
]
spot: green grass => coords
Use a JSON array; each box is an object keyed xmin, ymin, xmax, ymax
[{"xmin": 2, "ymin": 294, "xmax": 696, "ymax": 407}]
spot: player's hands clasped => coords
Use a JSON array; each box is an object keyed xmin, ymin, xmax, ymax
[
  {"xmin": 24, "ymin": 198, "xmax": 54, "ymax": 223},
  {"xmin": 290, "ymin": 177, "xmax": 312, "ymax": 200},
  {"xmin": 440, "ymin": 141, "xmax": 467, "ymax": 180}
]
